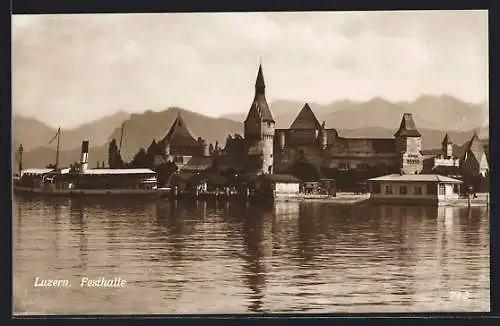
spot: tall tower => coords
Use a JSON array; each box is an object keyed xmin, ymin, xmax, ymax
[
  {"xmin": 244, "ymin": 63, "xmax": 275, "ymax": 174},
  {"xmin": 441, "ymin": 133, "xmax": 453, "ymax": 159},
  {"xmin": 394, "ymin": 113, "xmax": 423, "ymax": 174}
]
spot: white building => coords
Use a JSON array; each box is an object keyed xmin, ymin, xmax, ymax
[{"xmin": 368, "ymin": 174, "xmax": 462, "ymax": 206}]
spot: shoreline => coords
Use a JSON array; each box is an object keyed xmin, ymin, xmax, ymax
[{"xmin": 285, "ymin": 192, "xmax": 489, "ymax": 207}]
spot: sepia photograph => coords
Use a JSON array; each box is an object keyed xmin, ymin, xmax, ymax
[{"xmin": 12, "ymin": 10, "xmax": 489, "ymax": 315}]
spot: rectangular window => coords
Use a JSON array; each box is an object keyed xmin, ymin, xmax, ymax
[
  {"xmin": 415, "ymin": 186, "xmax": 422, "ymax": 195},
  {"xmin": 385, "ymin": 185, "xmax": 393, "ymax": 195},
  {"xmin": 439, "ymin": 184, "xmax": 445, "ymax": 195},
  {"xmin": 400, "ymin": 186, "xmax": 407, "ymax": 195}
]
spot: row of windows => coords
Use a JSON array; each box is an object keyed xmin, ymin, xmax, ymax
[
  {"xmin": 383, "ymin": 185, "xmax": 423, "ymax": 195},
  {"xmin": 406, "ymin": 159, "xmax": 421, "ymax": 165},
  {"xmin": 338, "ymin": 163, "xmax": 371, "ymax": 169},
  {"xmin": 374, "ymin": 184, "xmax": 448, "ymax": 195},
  {"xmin": 406, "ymin": 154, "xmax": 420, "ymax": 159},
  {"xmin": 75, "ymin": 183, "xmax": 155, "ymax": 190}
]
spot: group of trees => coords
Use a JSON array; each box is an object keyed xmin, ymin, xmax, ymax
[{"xmin": 108, "ymin": 139, "xmax": 125, "ymax": 169}]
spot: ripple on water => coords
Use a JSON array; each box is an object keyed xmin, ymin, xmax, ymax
[{"xmin": 13, "ymin": 198, "xmax": 490, "ymax": 314}]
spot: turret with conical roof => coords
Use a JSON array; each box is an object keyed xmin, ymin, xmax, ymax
[
  {"xmin": 245, "ymin": 63, "xmax": 274, "ymax": 125},
  {"xmin": 394, "ymin": 113, "xmax": 423, "ymax": 174},
  {"xmin": 394, "ymin": 113, "xmax": 421, "ymax": 138},
  {"xmin": 441, "ymin": 133, "xmax": 453, "ymax": 158},
  {"xmin": 244, "ymin": 63, "xmax": 275, "ymax": 174}
]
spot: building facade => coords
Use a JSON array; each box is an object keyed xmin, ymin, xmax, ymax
[
  {"xmin": 163, "ymin": 64, "xmax": 488, "ymax": 187},
  {"xmin": 151, "ymin": 112, "xmax": 209, "ymax": 169},
  {"xmin": 368, "ymin": 174, "xmax": 462, "ymax": 205},
  {"xmin": 213, "ymin": 64, "xmax": 427, "ymax": 178}
]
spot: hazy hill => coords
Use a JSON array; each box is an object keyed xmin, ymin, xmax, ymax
[
  {"xmin": 16, "ymin": 145, "xmax": 109, "ymax": 171},
  {"xmin": 223, "ymin": 95, "xmax": 488, "ymax": 131},
  {"xmin": 13, "ymin": 111, "xmax": 129, "ymax": 152}
]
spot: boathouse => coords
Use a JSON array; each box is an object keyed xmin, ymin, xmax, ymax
[
  {"xmin": 368, "ymin": 174, "xmax": 462, "ymax": 205},
  {"xmin": 252, "ymin": 174, "xmax": 301, "ymax": 199}
]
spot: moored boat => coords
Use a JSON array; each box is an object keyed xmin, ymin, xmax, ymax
[{"xmin": 14, "ymin": 138, "xmax": 158, "ymax": 196}]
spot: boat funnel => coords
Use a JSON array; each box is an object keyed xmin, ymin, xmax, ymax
[{"xmin": 80, "ymin": 140, "xmax": 89, "ymax": 172}]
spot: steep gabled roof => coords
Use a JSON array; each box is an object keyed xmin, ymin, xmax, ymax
[
  {"xmin": 462, "ymin": 132, "xmax": 486, "ymax": 164},
  {"xmin": 159, "ymin": 113, "xmax": 199, "ymax": 148},
  {"xmin": 394, "ymin": 113, "xmax": 421, "ymax": 137},
  {"xmin": 289, "ymin": 103, "xmax": 322, "ymax": 130}
]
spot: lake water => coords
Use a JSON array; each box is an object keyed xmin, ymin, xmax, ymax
[{"xmin": 13, "ymin": 195, "xmax": 490, "ymax": 315}]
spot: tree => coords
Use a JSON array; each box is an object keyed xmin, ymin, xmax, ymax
[
  {"xmin": 108, "ymin": 139, "xmax": 118, "ymax": 167},
  {"xmin": 155, "ymin": 161, "xmax": 178, "ymax": 186},
  {"xmin": 129, "ymin": 148, "xmax": 149, "ymax": 168},
  {"xmin": 146, "ymin": 139, "xmax": 158, "ymax": 167},
  {"xmin": 108, "ymin": 139, "xmax": 125, "ymax": 168}
]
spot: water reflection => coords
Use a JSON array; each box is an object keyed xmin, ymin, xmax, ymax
[{"xmin": 13, "ymin": 196, "xmax": 490, "ymax": 314}]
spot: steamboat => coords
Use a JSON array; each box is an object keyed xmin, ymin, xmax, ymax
[{"xmin": 13, "ymin": 126, "xmax": 158, "ymax": 196}]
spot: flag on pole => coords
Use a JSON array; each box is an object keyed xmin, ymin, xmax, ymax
[{"xmin": 49, "ymin": 127, "xmax": 61, "ymax": 144}]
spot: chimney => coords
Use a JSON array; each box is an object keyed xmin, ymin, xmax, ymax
[
  {"xmin": 203, "ymin": 140, "xmax": 209, "ymax": 156},
  {"xmin": 80, "ymin": 140, "xmax": 89, "ymax": 172}
]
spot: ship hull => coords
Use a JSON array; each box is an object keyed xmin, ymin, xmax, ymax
[{"xmin": 14, "ymin": 186, "xmax": 158, "ymax": 196}]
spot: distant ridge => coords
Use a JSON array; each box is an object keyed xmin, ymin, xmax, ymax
[
  {"xmin": 13, "ymin": 110, "xmax": 129, "ymax": 152},
  {"xmin": 13, "ymin": 94, "xmax": 488, "ymax": 169},
  {"xmin": 222, "ymin": 95, "xmax": 488, "ymax": 131}
]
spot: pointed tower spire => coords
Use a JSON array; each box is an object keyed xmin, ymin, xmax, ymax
[
  {"xmin": 255, "ymin": 62, "xmax": 265, "ymax": 95},
  {"xmin": 441, "ymin": 133, "xmax": 451, "ymax": 145}
]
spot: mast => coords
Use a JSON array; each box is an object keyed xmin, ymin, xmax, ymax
[
  {"xmin": 18, "ymin": 144, "xmax": 23, "ymax": 174},
  {"xmin": 119, "ymin": 122, "xmax": 125, "ymax": 154},
  {"xmin": 55, "ymin": 127, "xmax": 61, "ymax": 169}
]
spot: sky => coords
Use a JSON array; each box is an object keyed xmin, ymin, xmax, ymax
[{"xmin": 12, "ymin": 11, "xmax": 488, "ymax": 129}]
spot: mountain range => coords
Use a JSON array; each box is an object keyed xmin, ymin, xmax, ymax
[
  {"xmin": 223, "ymin": 95, "xmax": 488, "ymax": 131},
  {"xmin": 13, "ymin": 95, "xmax": 489, "ymax": 169},
  {"xmin": 13, "ymin": 111, "xmax": 130, "ymax": 152}
]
